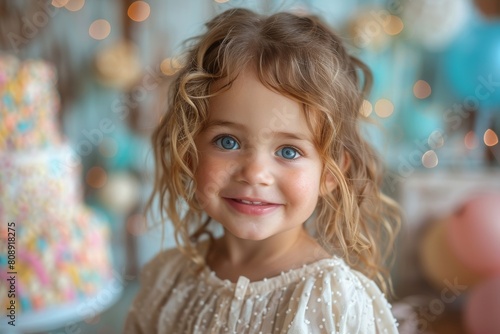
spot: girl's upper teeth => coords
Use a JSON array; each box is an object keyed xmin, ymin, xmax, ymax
[{"xmin": 240, "ymin": 199, "xmax": 264, "ymax": 205}]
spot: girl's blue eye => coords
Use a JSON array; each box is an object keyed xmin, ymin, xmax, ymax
[
  {"xmin": 276, "ymin": 146, "xmax": 301, "ymax": 160},
  {"xmin": 214, "ymin": 135, "xmax": 240, "ymax": 150}
]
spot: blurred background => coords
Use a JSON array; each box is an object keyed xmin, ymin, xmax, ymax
[{"xmin": 0, "ymin": 0, "xmax": 499, "ymax": 333}]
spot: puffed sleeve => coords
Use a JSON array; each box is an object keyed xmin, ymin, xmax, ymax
[
  {"xmin": 349, "ymin": 270, "xmax": 399, "ymax": 333},
  {"xmin": 286, "ymin": 261, "xmax": 398, "ymax": 334}
]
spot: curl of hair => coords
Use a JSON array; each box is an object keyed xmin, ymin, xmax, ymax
[{"xmin": 147, "ymin": 8, "xmax": 400, "ymax": 294}]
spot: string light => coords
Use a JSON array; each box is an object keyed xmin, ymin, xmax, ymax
[
  {"xmin": 484, "ymin": 129, "xmax": 499, "ymax": 147},
  {"xmin": 422, "ymin": 150, "xmax": 438, "ymax": 168},
  {"xmin": 160, "ymin": 57, "xmax": 183, "ymax": 76},
  {"xmin": 128, "ymin": 1, "xmax": 150, "ymax": 22},
  {"xmin": 464, "ymin": 131, "xmax": 478, "ymax": 150},
  {"xmin": 384, "ymin": 15, "xmax": 404, "ymax": 36},
  {"xmin": 89, "ymin": 19, "xmax": 111, "ymax": 40},
  {"xmin": 374, "ymin": 98, "xmax": 394, "ymax": 118},
  {"xmin": 64, "ymin": 0, "xmax": 85, "ymax": 11},
  {"xmin": 413, "ymin": 80, "xmax": 431, "ymax": 99},
  {"xmin": 51, "ymin": 0, "xmax": 69, "ymax": 8},
  {"xmin": 428, "ymin": 130, "xmax": 444, "ymax": 149},
  {"xmin": 359, "ymin": 99, "xmax": 373, "ymax": 117}
]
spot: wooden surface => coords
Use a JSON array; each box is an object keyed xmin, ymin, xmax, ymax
[{"xmin": 429, "ymin": 310, "xmax": 467, "ymax": 334}]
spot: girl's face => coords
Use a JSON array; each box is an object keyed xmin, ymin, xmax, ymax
[{"xmin": 194, "ymin": 69, "xmax": 328, "ymax": 241}]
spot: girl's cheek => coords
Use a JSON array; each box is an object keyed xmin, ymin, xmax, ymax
[
  {"xmin": 287, "ymin": 167, "xmax": 321, "ymax": 193},
  {"xmin": 198, "ymin": 156, "xmax": 236, "ymax": 186},
  {"xmin": 290, "ymin": 172, "xmax": 311, "ymax": 192},
  {"xmin": 194, "ymin": 163, "xmax": 222, "ymax": 205}
]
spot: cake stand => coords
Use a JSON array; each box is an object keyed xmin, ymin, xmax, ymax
[{"xmin": 0, "ymin": 280, "xmax": 122, "ymax": 334}]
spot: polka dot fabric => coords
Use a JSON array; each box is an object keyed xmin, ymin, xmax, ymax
[{"xmin": 125, "ymin": 243, "xmax": 398, "ymax": 333}]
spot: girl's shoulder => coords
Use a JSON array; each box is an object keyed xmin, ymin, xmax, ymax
[
  {"xmin": 302, "ymin": 256, "xmax": 392, "ymax": 307},
  {"xmin": 279, "ymin": 256, "xmax": 387, "ymax": 302},
  {"xmin": 272, "ymin": 257, "xmax": 398, "ymax": 333}
]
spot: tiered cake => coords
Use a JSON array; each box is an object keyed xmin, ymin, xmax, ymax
[{"xmin": 0, "ymin": 54, "xmax": 113, "ymax": 313}]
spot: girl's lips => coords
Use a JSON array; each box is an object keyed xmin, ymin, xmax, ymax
[{"xmin": 223, "ymin": 198, "xmax": 282, "ymax": 216}]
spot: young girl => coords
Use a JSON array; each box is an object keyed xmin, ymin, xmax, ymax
[{"xmin": 125, "ymin": 8, "xmax": 400, "ymax": 334}]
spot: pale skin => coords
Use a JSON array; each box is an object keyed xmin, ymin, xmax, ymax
[{"xmin": 194, "ymin": 68, "xmax": 337, "ymax": 282}]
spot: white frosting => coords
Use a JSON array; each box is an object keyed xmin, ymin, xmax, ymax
[{"xmin": 0, "ymin": 143, "xmax": 82, "ymax": 212}]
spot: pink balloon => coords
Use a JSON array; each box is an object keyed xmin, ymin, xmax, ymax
[
  {"xmin": 447, "ymin": 193, "xmax": 500, "ymax": 275},
  {"xmin": 465, "ymin": 276, "xmax": 500, "ymax": 334}
]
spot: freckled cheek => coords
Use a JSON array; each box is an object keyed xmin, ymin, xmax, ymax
[
  {"xmin": 281, "ymin": 169, "xmax": 321, "ymax": 204},
  {"xmin": 195, "ymin": 155, "xmax": 236, "ymax": 197}
]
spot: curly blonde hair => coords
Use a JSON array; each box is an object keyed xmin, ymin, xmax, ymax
[{"xmin": 148, "ymin": 8, "xmax": 400, "ymax": 293}]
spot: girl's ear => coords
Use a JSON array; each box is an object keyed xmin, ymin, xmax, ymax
[
  {"xmin": 321, "ymin": 151, "xmax": 351, "ymax": 196},
  {"xmin": 322, "ymin": 171, "xmax": 337, "ymax": 195}
]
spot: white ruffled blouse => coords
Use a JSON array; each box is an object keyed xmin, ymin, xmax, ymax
[{"xmin": 124, "ymin": 242, "xmax": 398, "ymax": 334}]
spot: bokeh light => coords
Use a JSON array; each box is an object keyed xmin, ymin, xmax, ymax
[
  {"xmin": 465, "ymin": 131, "xmax": 479, "ymax": 150},
  {"xmin": 374, "ymin": 98, "xmax": 394, "ymax": 118},
  {"xmin": 214, "ymin": 0, "xmax": 230, "ymax": 3},
  {"xmin": 422, "ymin": 150, "xmax": 439, "ymax": 168},
  {"xmin": 64, "ymin": 0, "xmax": 85, "ymax": 11},
  {"xmin": 89, "ymin": 19, "xmax": 111, "ymax": 40},
  {"xmin": 484, "ymin": 129, "xmax": 499, "ymax": 147},
  {"xmin": 384, "ymin": 15, "xmax": 404, "ymax": 36},
  {"xmin": 86, "ymin": 166, "xmax": 108, "ymax": 189},
  {"xmin": 160, "ymin": 57, "xmax": 183, "ymax": 76},
  {"xmin": 126, "ymin": 214, "xmax": 148, "ymax": 236},
  {"xmin": 51, "ymin": 0, "xmax": 69, "ymax": 8},
  {"xmin": 413, "ymin": 80, "xmax": 432, "ymax": 99},
  {"xmin": 359, "ymin": 99, "xmax": 373, "ymax": 117},
  {"xmin": 428, "ymin": 130, "xmax": 444, "ymax": 149},
  {"xmin": 128, "ymin": 1, "xmax": 151, "ymax": 22}
]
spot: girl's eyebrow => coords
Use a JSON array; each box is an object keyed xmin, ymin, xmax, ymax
[
  {"xmin": 204, "ymin": 119, "xmax": 312, "ymax": 142},
  {"xmin": 204, "ymin": 120, "xmax": 245, "ymax": 130}
]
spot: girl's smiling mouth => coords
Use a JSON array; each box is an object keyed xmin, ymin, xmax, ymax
[{"xmin": 223, "ymin": 197, "xmax": 282, "ymax": 215}]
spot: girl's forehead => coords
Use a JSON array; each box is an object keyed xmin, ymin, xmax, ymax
[
  {"xmin": 206, "ymin": 67, "xmax": 323, "ymax": 142},
  {"xmin": 209, "ymin": 70, "xmax": 300, "ymax": 116},
  {"xmin": 210, "ymin": 68, "xmax": 299, "ymax": 108},
  {"xmin": 210, "ymin": 66, "xmax": 256, "ymax": 94},
  {"xmin": 205, "ymin": 90, "xmax": 318, "ymax": 148}
]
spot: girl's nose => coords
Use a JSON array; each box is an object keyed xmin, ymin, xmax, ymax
[{"xmin": 235, "ymin": 149, "xmax": 274, "ymax": 186}]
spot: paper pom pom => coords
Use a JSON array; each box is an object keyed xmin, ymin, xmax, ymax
[
  {"xmin": 401, "ymin": 0, "xmax": 470, "ymax": 50},
  {"xmin": 465, "ymin": 276, "xmax": 500, "ymax": 334},
  {"xmin": 446, "ymin": 193, "xmax": 500, "ymax": 275},
  {"xmin": 419, "ymin": 218, "xmax": 485, "ymax": 291}
]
